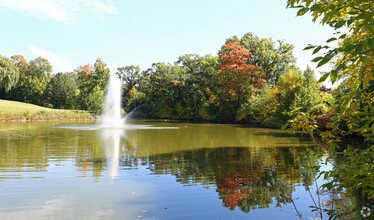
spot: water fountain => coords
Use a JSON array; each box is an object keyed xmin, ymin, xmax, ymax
[
  {"xmin": 98, "ymin": 73, "xmax": 123, "ymax": 179},
  {"xmin": 58, "ymin": 72, "xmax": 177, "ymax": 131},
  {"xmin": 100, "ymin": 73, "xmax": 123, "ymax": 127},
  {"xmin": 56, "ymin": 72, "xmax": 178, "ymax": 180}
]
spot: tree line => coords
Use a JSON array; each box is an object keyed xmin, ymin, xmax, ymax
[
  {"xmin": 0, "ymin": 32, "xmax": 329, "ymax": 126},
  {"xmin": 0, "ymin": 55, "xmax": 110, "ymax": 113}
]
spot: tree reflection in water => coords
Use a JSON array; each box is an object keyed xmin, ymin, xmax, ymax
[
  {"xmin": 0, "ymin": 121, "xmax": 354, "ymax": 216},
  {"xmin": 121, "ymin": 146, "xmax": 321, "ymax": 213}
]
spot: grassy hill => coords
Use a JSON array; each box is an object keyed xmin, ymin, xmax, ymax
[{"xmin": 0, "ymin": 99, "xmax": 94, "ymax": 121}]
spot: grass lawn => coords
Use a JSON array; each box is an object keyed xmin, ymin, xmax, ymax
[
  {"xmin": 0, "ymin": 99, "xmax": 65, "ymax": 113},
  {"xmin": 0, "ymin": 99, "xmax": 94, "ymax": 120}
]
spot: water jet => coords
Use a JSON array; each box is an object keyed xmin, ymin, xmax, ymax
[{"xmin": 100, "ymin": 73, "xmax": 123, "ymax": 127}]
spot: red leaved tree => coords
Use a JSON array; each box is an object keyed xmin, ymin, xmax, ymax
[{"xmin": 217, "ymin": 42, "xmax": 265, "ymax": 119}]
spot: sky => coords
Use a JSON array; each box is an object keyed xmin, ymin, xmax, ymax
[{"xmin": 0, "ymin": 0, "xmax": 336, "ymax": 80}]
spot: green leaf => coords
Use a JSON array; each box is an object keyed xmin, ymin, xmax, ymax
[
  {"xmin": 303, "ymin": 45, "xmax": 315, "ymax": 50},
  {"xmin": 311, "ymin": 57, "xmax": 323, "ymax": 62},
  {"xmin": 326, "ymin": 37, "xmax": 337, "ymax": 43},
  {"xmin": 317, "ymin": 56, "xmax": 331, "ymax": 68},
  {"xmin": 281, "ymin": 123, "xmax": 289, "ymax": 130},
  {"xmin": 347, "ymin": 11, "xmax": 357, "ymax": 15},
  {"xmin": 343, "ymin": 44, "xmax": 355, "ymax": 52},
  {"xmin": 330, "ymin": 70, "xmax": 338, "ymax": 84},
  {"xmin": 336, "ymin": 63, "xmax": 346, "ymax": 71},
  {"xmin": 354, "ymin": 44, "xmax": 364, "ymax": 55},
  {"xmin": 318, "ymin": 72, "xmax": 330, "ymax": 83},
  {"xmin": 347, "ymin": 17, "xmax": 355, "ymax": 26},
  {"xmin": 339, "ymin": 34, "xmax": 347, "ymax": 39},
  {"xmin": 322, "ymin": 182, "xmax": 334, "ymax": 191},
  {"xmin": 297, "ymin": 7, "xmax": 309, "ymax": 16},
  {"xmin": 334, "ymin": 21, "xmax": 346, "ymax": 29},
  {"xmin": 290, "ymin": 5, "xmax": 304, "ymax": 9},
  {"xmin": 310, "ymin": 4, "xmax": 321, "ymax": 11},
  {"xmin": 313, "ymin": 47, "xmax": 322, "ymax": 54},
  {"xmin": 368, "ymin": 38, "xmax": 374, "ymax": 48},
  {"xmin": 322, "ymin": 11, "xmax": 335, "ymax": 24}
]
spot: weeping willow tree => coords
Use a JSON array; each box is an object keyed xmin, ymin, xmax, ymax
[{"xmin": 0, "ymin": 55, "xmax": 19, "ymax": 92}]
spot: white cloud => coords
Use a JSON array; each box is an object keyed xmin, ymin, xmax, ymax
[
  {"xmin": 27, "ymin": 44, "xmax": 74, "ymax": 73},
  {"xmin": 0, "ymin": 0, "xmax": 118, "ymax": 24},
  {"xmin": 85, "ymin": 0, "xmax": 118, "ymax": 15}
]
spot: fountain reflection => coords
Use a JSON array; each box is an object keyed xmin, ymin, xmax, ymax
[{"xmin": 100, "ymin": 128, "xmax": 122, "ymax": 179}]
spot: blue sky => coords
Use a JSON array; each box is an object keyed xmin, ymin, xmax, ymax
[{"xmin": 0, "ymin": 0, "xmax": 335, "ymax": 77}]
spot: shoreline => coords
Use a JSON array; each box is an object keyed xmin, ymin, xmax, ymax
[{"xmin": 0, "ymin": 118, "xmax": 96, "ymax": 122}]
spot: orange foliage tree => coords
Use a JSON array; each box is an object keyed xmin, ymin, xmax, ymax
[
  {"xmin": 217, "ymin": 42, "xmax": 265, "ymax": 119},
  {"xmin": 217, "ymin": 42, "xmax": 265, "ymax": 99},
  {"xmin": 76, "ymin": 64, "xmax": 94, "ymax": 80},
  {"xmin": 10, "ymin": 55, "xmax": 27, "ymax": 67}
]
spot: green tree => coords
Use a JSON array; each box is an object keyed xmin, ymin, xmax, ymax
[
  {"xmin": 75, "ymin": 58, "xmax": 110, "ymax": 111},
  {"xmin": 140, "ymin": 62, "xmax": 185, "ymax": 118},
  {"xmin": 126, "ymin": 86, "xmax": 146, "ymax": 110},
  {"xmin": 175, "ymin": 54, "xmax": 219, "ymax": 120},
  {"xmin": 28, "ymin": 57, "xmax": 52, "ymax": 79},
  {"xmin": 300, "ymin": 66, "xmax": 323, "ymax": 112},
  {"xmin": 45, "ymin": 73, "xmax": 77, "ymax": 109},
  {"xmin": 116, "ymin": 65, "xmax": 141, "ymax": 87},
  {"xmin": 176, "ymin": 54, "xmax": 218, "ymax": 90},
  {"xmin": 7, "ymin": 56, "xmax": 52, "ymax": 105},
  {"xmin": 74, "ymin": 63, "xmax": 94, "ymax": 110},
  {"xmin": 237, "ymin": 84, "xmax": 277, "ymax": 124},
  {"xmin": 26, "ymin": 57, "xmax": 52, "ymax": 104},
  {"xmin": 0, "ymin": 55, "xmax": 19, "ymax": 92},
  {"xmin": 87, "ymin": 85, "xmax": 104, "ymax": 113},
  {"xmin": 76, "ymin": 58, "xmax": 110, "ymax": 93},
  {"xmin": 92, "ymin": 58, "xmax": 110, "ymax": 90},
  {"xmin": 224, "ymin": 33, "xmax": 296, "ymax": 86},
  {"xmin": 116, "ymin": 65, "xmax": 141, "ymax": 106},
  {"xmin": 137, "ymin": 55, "xmax": 220, "ymax": 120},
  {"xmin": 276, "ymin": 69, "xmax": 305, "ymax": 124}
]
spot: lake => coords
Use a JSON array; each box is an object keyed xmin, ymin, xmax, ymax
[{"xmin": 0, "ymin": 120, "xmax": 342, "ymax": 219}]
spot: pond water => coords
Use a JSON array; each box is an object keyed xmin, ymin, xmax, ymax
[{"xmin": 0, "ymin": 120, "xmax": 338, "ymax": 219}]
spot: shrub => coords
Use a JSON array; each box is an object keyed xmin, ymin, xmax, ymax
[
  {"xmin": 237, "ymin": 84, "xmax": 276, "ymax": 123},
  {"xmin": 309, "ymin": 103, "xmax": 329, "ymax": 115},
  {"xmin": 316, "ymin": 114, "xmax": 331, "ymax": 131},
  {"xmin": 43, "ymin": 103, "xmax": 54, "ymax": 109}
]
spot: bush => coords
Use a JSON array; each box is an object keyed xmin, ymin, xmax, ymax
[
  {"xmin": 37, "ymin": 110, "xmax": 48, "ymax": 116},
  {"xmin": 316, "ymin": 114, "xmax": 331, "ymax": 131},
  {"xmin": 309, "ymin": 103, "xmax": 329, "ymax": 115},
  {"xmin": 237, "ymin": 84, "xmax": 276, "ymax": 123},
  {"xmin": 43, "ymin": 103, "xmax": 54, "ymax": 109},
  {"xmin": 320, "ymin": 92, "xmax": 335, "ymax": 106}
]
